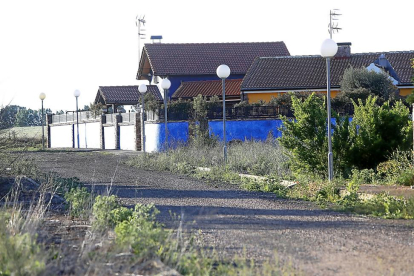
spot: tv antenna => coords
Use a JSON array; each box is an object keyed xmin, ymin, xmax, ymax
[
  {"xmin": 328, "ymin": 9, "xmax": 342, "ymax": 39},
  {"xmin": 136, "ymin": 15, "xmax": 146, "ymax": 72}
]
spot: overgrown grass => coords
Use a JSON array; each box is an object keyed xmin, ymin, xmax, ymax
[
  {"xmin": 128, "ymin": 139, "xmax": 290, "ymax": 178},
  {"xmin": 0, "ymin": 127, "xmax": 42, "ymax": 151},
  {"xmin": 128, "ymin": 141, "xmax": 414, "ymax": 220}
]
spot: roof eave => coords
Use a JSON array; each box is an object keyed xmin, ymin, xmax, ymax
[{"xmin": 241, "ymin": 86, "xmax": 341, "ymax": 92}]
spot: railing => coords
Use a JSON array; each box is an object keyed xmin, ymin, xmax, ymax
[
  {"xmin": 105, "ymin": 114, "xmax": 114, "ymax": 124},
  {"xmin": 51, "ymin": 104, "xmax": 355, "ymax": 124},
  {"xmin": 51, "ymin": 111, "xmax": 99, "ymax": 124},
  {"xmin": 121, "ymin": 111, "xmax": 136, "ymax": 123}
]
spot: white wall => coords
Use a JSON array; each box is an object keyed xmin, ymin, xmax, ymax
[
  {"xmin": 50, "ymin": 125, "xmax": 73, "ymax": 148},
  {"xmin": 104, "ymin": 126, "xmax": 116, "ymax": 150},
  {"xmin": 120, "ymin": 125, "xmax": 135, "ymax": 150},
  {"xmin": 145, "ymin": 123, "xmax": 161, "ymax": 152},
  {"xmin": 74, "ymin": 122, "xmax": 100, "ymax": 149}
]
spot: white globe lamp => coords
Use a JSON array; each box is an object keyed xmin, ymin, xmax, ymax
[
  {"xmin": 216, "ymin": 64, "xmax": 231, "ymax": 79},
  {"xmin": 160, "ymin": 78, "xmax": 171, "ymax": 90},
  {"xmin": 138, "ymin": 83, "xmax": 147, "ymax": 94},
  {"xmin": 320, "ymin": 39, "xmax": 338, "ymax": 58}
]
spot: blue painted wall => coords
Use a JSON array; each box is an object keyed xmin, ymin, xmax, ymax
[
  {"xmin": 209, "ymin": 120, "xmax": 283, "ymax": 141},
  {"xmin": 146, "ymin": 117, "xmax": 354, "ymax": 152},
  {"xmin": 146, "ymin": 119, "xmax": 284, "ymax": 151},
  {"xmin": 167, "ymin": 74, "xmax": 244, "ymax": 98}
]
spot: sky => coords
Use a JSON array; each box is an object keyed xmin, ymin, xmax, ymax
[{"xmin": 0, "ymin": 0, "xmax": 413, "ymax": 112}]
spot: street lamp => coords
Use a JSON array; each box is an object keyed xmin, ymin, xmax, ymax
[
  {"xmin": 138, "ymin": 83, "xmax": 147, "ymax": 152},
  {"xmin": 74, "ymin": 89, "xmax": 81, "ymax": 149},
  {"xmin": 39, "ymin": 93, "xmax": 46, "ymax": 150},
  {"xmin": 216, "ymin": 64, "xmax": 231, "ymax": 163},
  {"xmin": 160, "ymin": 78, "xmax": 171, "ymax": 148},
  {"xmin": 321, "ymin": 38, "xmax": 338, "ymax": 181}
]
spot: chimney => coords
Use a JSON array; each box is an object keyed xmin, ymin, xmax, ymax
[
  {"xmin": 150, "ymin": 35, "xmax": 163, "ymax": 44},
  {"xmin": 334, "ymin": 42, "xmax": 352, "ymax": 59}
]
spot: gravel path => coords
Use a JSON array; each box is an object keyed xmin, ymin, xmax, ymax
[{"xmin": 30, "ymin": 150, "xmax": 414, "ymax": 275}]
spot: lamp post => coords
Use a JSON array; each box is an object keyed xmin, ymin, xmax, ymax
[
  {"xmin": 74, "ymin": 89, "xmax": 81, "ymax": 149},
  {"xmin": 39, "ymin": 93, "xmax": 46, "ymax": 150},
  {"xmin": 138, "ymin": 83, "xmax": 147, "ymax": 152},
  {"xmin": 320, "ymin": 38, "xmax": 338, "ymax": 181},
  {"xmin": 216, "ymin": 64, "xmax": 231, "ymax": 163},
  {"xmin": 160, "ymin": 78, "xmax": 171, "ymax": 148}
]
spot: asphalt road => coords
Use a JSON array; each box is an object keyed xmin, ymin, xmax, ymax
[{"xmin": 31, "ymin": 150, "xmax": 414, "ymax": 275}]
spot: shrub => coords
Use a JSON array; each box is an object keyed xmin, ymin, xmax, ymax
[
  {"xmin": 0, "ymin": 212, "xmax": 45, "ymax": 276},
  {"xmin": 65, "ymin": 187, "xmax": 91, "ymax": 218},
  {"xmin": 92, "ymin": 195, "xmax": 122, "ymax": 230},
  {"xmin": 348, "ymin": 96, "xmax": 412, "ymax": 170},
  {"xmin": 395, "ymin": 169, "xmax": 414, "ymax": 186},
  {"xmin": 350, "ymin": 168, "xmax": 379, "ymax": 184},
  {"xmin": 114, "ymin": 204, "xmax": 167, "ymax": 259},
  {"xmin": 279, "ymin": 93, "xmax": 351, "ymax": 178}
]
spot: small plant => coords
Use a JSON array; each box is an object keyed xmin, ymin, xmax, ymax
[
  {"xmin": 395, "ymin": 169, "xmax": 414, "ymax": 186},
  {"xmin": 350, "ymin": 168, "xmax": 379, "ymax": 184},
  {"xmin": 115, "ymin": 204, "xmax": 167, "ymax": 259},
  {"xmin": 65, "ymin": 187, "xmax": 91, "ymax": 218},
  {"xmin": 0, "ymin": 212, "xmax": 45, "ymax": 276},
  {"xmin": 92, "ymin": 195, "xmax": 122, "ymax": 230}
]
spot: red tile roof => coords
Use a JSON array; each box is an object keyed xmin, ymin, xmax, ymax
[
  {"xmin": 241, "ymin": 51, "xmax": 414, "ymax": 91},
  {"xmin": 95, "ymin": 85, "xmax": 163, "ymax": 105},
  {"xmin": 137, "ymin": 42, "xmax": 290, "ymax": 79},
  {"xmin": 172, "ymin": 79, "xmax": 242, "ymax": 99}
]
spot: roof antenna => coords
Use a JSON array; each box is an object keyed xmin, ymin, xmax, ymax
[
  {"xmin": 136, "ymin": 15, "xmax": 146, "ymax": 72},
  {"xmin": 328, "ymin": 9, "xmax": 342, "ymax": 39}
]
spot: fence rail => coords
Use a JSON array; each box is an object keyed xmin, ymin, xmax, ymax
[
  {"xmin": 158, "ymin": 104, "xmax": 355, "ymax": 121},
  {"xmin": 51, "ymin": 104, "xmax": 355, "ymax": 124},
  {"xmin": 51, "ymin": 111, "xmax": 99, "ymax": 124}
]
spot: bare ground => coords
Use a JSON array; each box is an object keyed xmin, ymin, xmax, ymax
[{"xmin": 28, "ymin": 150, "xmax": 414, "ymax": 276}]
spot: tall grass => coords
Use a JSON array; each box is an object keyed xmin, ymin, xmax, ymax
[{"xmin": 128, "ymin": 139, "xmax": 291, "ymax": 178}]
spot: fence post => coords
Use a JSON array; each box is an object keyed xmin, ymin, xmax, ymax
[
  {"xmin": 46, "ymin": 114, "xmax": 52, "ymax": 148},
  {"xmin": 100, "ymin": 114, "xmax": 105, "ymax": 149},
  {"xmin": 115, "ymin": 113, "xmax": 121, "ymax": 150},
  {"xmin": 135, "ymin": 112, "xmax": 141, "ymax": 151}
]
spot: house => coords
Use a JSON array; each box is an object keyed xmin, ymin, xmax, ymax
[
  {"xmin": 94, "ymin": 85, "xmax": 163, "ymax": 112},
  {"xmin": 241, "ymin": 43, "xmax": 414, "ymax": 103},
  {"xmin": 171, "ymin": 79, "xmax": 243, "ymax": 105},
  {"xmin": 136, "ymin": 42, "xmax": 291, "ymax": 101}
]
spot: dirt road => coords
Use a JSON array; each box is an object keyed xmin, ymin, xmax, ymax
[{"xmin": 31, "ymin": 150, "xmax": 414, "ymax": 275}]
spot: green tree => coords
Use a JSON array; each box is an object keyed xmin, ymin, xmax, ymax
[
  {"xmin": 333, "ymin": 66, "xmax": 398, "ymax": 107},
  {"xmin": 278, "ymin": 93, "xmax": 350, "ymax": 177},
  {"xmin": 0, "ymin": 105, "xmax": 19, "ymax": 129},
  {"xmin": 348, "ymin": 96, "xmax": 412, "ymax": 169}
]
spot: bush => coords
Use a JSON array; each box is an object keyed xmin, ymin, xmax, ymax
[
  {"xmin": 396, "ymin": 169, "xmax": 414, "ymax": 186},
  {"xmin": 65, "ymin": 187, "xmax": 91, "ymax": 218},
  {"xmin": 0, "ymin": 212, "xmax": 45, "ymax": 276},
  {"xmin": 279, "ymin": 93, "xmax": 350, "ymax": 178},
  {"xmin": 92, "ymin": 195, "xmax": 122, "ymax": 230},
  {"xmin": 348, "ymin": 96, "xmax": 412, "ymax": 169},
  {"xmin": 114, "ymin": 204, "xmax": 167, "ymax": 259}
]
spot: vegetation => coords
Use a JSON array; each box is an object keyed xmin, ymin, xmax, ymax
[
  {"xmin": 0, "ymin": 137, "xmax": 298, "ymax": 275},
  {"xmin": 0, "ymin": 105, "xmax": 51, "ymax": 129},
  {"xmin": 333, "ymin": 66, "xmax": 398, "ymax": 107}
]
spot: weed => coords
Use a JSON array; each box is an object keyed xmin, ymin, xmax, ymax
[
  {"xmin": 64, "ymin": 187, "xmax": 92, "ymax": 218},
  {"xmin": 92, "ymin": 195, "xmax": 122, "ymax": 230},
  {"xmin": 0, "ymin": 212, "xmax": 45, "ymax": 276}
]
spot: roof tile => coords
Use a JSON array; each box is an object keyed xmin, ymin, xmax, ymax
[
  {"xmin": 172, "ymin": 79, "xmax": 242, "ymax": 99},
  {"xmin": 242, "ymin": 51, "xmax": 414, "ymax": 90},
  {"xmin": 97, "ymin": 85, "xmax": 163, "ymax": 105},
  {"xmin": 140, "ymin": 42, "xmax": 290, "ymax": 77}
]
